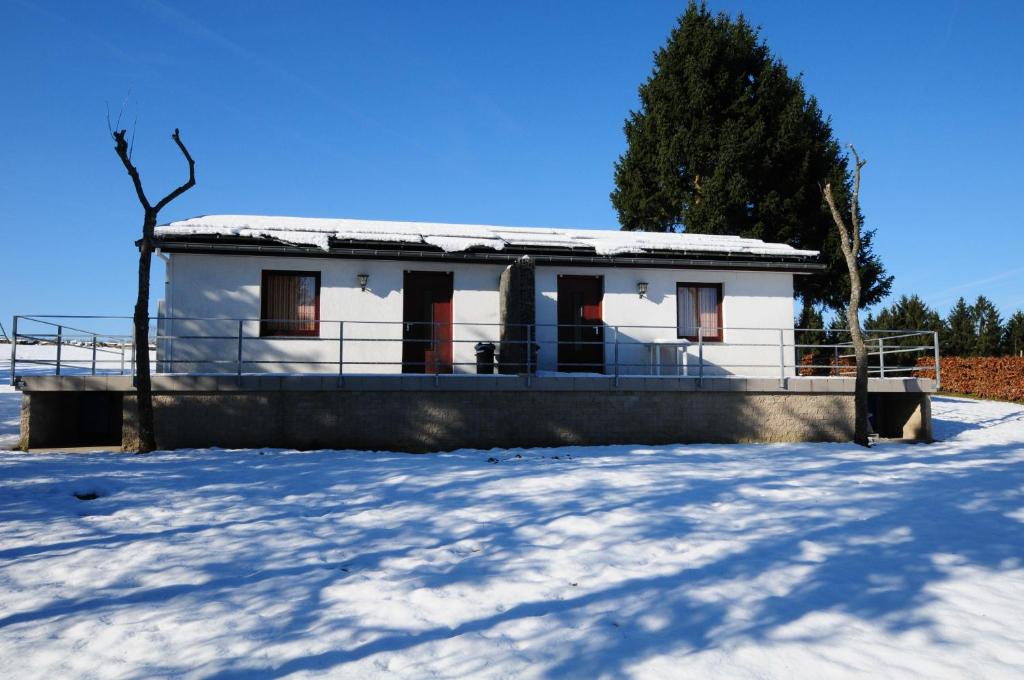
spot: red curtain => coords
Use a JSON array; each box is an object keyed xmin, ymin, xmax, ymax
[{"xmin": 262, "ymin": 273, "xmax": 317, "ymax": 335}]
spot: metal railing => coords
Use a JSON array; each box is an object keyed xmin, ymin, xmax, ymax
[{"xmin": 7, "ymin": 314, "xmax": 941, "ymax": 390}]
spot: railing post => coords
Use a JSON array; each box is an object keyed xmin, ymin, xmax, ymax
[
  {"xmin": 55, "ymin": 325, "xmax": 63, "ymax": 376},
  {"xmin": 778, "ymin": 328, "xmax": 785, "ymax": 389},
  {"xmin": 878, "ymin": 337, "xmax": 885, "ymax": 378},
  {"xmin": 130, "ymin": 334, "xmax": 136, "ymax": 382},
  {"xmin": 338, "ymin": 320, "xmax": 344, "ymax": 376},
  {"xmin": 120, "ymin": 342, "xmax": 125, "ymax": 376},
  {"xmin": 697, "ymin": 327, "xmax": 704, "ymax": 387},
  {"xmin": 9, "ymin": 316, "xmax": 17, "ymax": 386},
  {"xmin": 613, "ymin": 325, "xmax": 619, "ymax": 387},
  {"xmin": 237, "ymin": 320, "xmax": 244, "ymax": 382},
  {"xmin": 526, "ymin": 324, "xmax": 533, "ymax": 387},
  {"xmin": 434, "ymin": 321, "xmax": 440, "ymax": 386},
  {"xmin": 91, "ymin": 335, "xmax": 97, "ymax": 375},
  {"xmin": 933, "ymin": 331, "xmax": 942, "ymax": 390},
  {"xmin": 833, "ymin": 345, "xmax": 839, "ymax": 377}
]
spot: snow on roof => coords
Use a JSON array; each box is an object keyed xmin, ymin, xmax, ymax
[{"xmin": 156, "ymin": 215, "xmax": 819, "ymax": 259}]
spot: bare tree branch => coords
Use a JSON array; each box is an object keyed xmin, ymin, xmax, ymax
[
  {"xmin": 112, "ymin": 129, "xmax": 150, "ymax": 211},
  {"xmin": 113, "ymin": 90, "xmax": 131, "ymax": 135},
  {"xmin": 129, "ymin": 112, "xmax": 138, "ymax": 160},
  {"xmin": 153, "ymin": 129, "xmax": 196, "ymax": 213},
  {"xmin": 848, "ymin": 144, "xmax": 865, "ymax": 254}
]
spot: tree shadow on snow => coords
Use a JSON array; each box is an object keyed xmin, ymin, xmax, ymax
[
  {"xmin": 930, "ymin": 395, "xmax": 1024, "ymax": 439},
  {"xmin": 0, "ymin": 403, "xmax": 1022, "ymax": 677}
]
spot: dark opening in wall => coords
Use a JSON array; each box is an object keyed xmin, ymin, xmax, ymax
[
  {"xmin": 28, "ymin": 392, "xmax": 123, "ymax": 448},
  {"xmin": 870, "ymin": 393, "xmax": 932, "ymax": 440}
]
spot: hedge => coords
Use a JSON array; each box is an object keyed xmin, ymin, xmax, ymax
[
  {"xmin": 914, "ymin": 356, "xmax": 1024, "ymax": 402},
  {"xmin": 798, "ymin": 351, "xmax": 854, "ymax": 376}
]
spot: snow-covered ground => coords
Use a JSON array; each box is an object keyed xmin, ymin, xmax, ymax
[{"xmin": 1, "ymin": 349, "xmax": 1023, "ymax": 678}]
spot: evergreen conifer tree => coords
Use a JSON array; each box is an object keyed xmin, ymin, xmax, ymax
[
  {"xmin": 1004, "ymin": 311, "xmax": 1024, "ymax": 356},
  {"xmin": 866, "ymin": 295, "xmax": 943, "ymax": 366},
  {"xmin": 972, "ymin": 296, "xmax": 1003, "ymax": 356},
  {"xmin": 796, "ymin": 301, "xmax": 825, "ymax": 343},
  {"xmin": 611, "ymin": 1, "xmax": 892, "ymax": 310},
  {"xmin": 821, "ymin": 310, "xmax": 851, "ymax": 373},
  {"xmin": 796, "ymin": 300, "xmax": 826, "ymax": 374},
  {"xmin": 942, "ymin": 298, "xmax": 976, "ymax": 357}
]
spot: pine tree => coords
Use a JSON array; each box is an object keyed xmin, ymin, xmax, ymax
[
  {"xmin": 867, "ymin": 295, "xmax": 943, "ymax": 333},
  {"xmin": 611, "ymin": 1, "xmax": 892, "ymax": 310},
  {"xmin": 1004, "ymin": 311, "xmax": 1024, "ymax": 356},
  {"xmin": 796, "ymin": 300, "xmax": 825, "ymax": 343},
  {"xmin": 942, "ymin": 298, "xmax": 975, "ymax": 357},
  {"xmin": 973, "ymin": 296, "xmax": 1003, "ymax": 356},
  {"xmin": 796, "ymin": 300, "xmax": 826, "ymax": 374},
  {"xmin": 820, "ymin": 310, "xmax": 852, "ymax": 373},
  {"xmin": 825, "ymin": 310, "xmax": 849, "ymax": 347},
  {"xmin": 865, "ymin": 294, "xmax": 943, "ymax": 366}
]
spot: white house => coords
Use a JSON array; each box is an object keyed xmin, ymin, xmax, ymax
[
  {"xmin": 152, "ymin": 215, "xmax": 822, "ymax": 378},
  {"xmin": 15, "ymin": 215, "xmax": 941, "ymax": 450}
]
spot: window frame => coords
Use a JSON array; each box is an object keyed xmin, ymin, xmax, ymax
[
  {"xmin": 259, "ymin": 269, "xmax": 322, "ymax": 338},
  {"xmin": 675, "ymin": 282, "xmax": 723, "ymax": 342}
]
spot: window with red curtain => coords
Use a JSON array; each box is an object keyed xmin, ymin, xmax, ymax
[
  {"xmin": 676, "ymin": 283, "xmax": 723, "ymax": 341},
  {"xmin": 260, "ymin": 270, "xmax": 321, "ymax": 337}
]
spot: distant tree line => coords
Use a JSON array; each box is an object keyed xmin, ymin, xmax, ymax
[{"xmin": 798, "ymin": 296, "xmax": 1024, "ymax": 359}]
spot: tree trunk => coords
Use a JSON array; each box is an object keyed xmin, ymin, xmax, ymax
[
  {"xmin": 133, "ymin": 211, "xmax": 158, "ymax": 452},
  {"xmin": 823, "ymin": 144, "xmax": 870, "ymax": 447},
  {"xmin": 845, "ymin": 278, "xmax": 870, "ymax": 446},
  {"xmin": 111, "ymin": 127, "xmax": 195, "ymax": 453}
]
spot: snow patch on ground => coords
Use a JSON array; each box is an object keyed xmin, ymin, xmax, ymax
[{"xmin": 0, "ymin": 359, "xmax": 1022, "ymax": 677}]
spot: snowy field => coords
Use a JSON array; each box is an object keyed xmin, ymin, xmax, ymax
[{"xmin": 1, "ymin": 348, "xmax": 1024, "ymax": 677}]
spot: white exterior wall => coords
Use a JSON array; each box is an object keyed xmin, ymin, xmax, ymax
[
  {"xmin": 162, "ymin": 253, "xmax": 796, "ymax": 377},
  {"xmin": 533, "ymin": 267, "xmax": 795, "ymax": 377},
  {"xmin": 164, "ymin": 253, "xmax": 504, "ymax": 374}
]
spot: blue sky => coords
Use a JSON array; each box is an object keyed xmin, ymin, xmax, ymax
[{"xmin": 2, "ymin": 0, "xmax": 1022, "ymax": 331}]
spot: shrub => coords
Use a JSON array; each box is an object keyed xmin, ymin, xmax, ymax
[
  {"xmin": 914, "ymin": 356, "xmax": 1024, "ymax": 402},
  {"xmin": 799, "ymin": 351, "xmax": 855, "ymax": 376}
]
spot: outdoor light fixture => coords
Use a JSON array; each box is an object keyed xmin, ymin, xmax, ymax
[
  {"xmin": 357, "ymin": 273, "xmax": 369, "ymax": 292},
  {"xmin": 637, "ymin": 281, "xmax": 649, "ymax": 299}
]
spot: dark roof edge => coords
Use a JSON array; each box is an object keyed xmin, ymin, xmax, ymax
[{"xmin": 154, "ymin": 238, "xmax": 826, "ymax": 274}]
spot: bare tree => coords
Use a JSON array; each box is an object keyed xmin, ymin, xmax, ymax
[
  {"xmin": 823, "ymin": 145, "xmax": 870, "ymax": 446},
  {"xmin": 112, "ymin": 127, "xmax": 195, "ymax": 453}
]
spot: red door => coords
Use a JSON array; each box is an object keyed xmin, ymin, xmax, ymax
[
  {"xmin": 403, "ymin": 271, "xmax": 454, "ymax": 374},
  {"xmin": 557, "ymin": 275, "xmax": 604, "ymax": 373}
]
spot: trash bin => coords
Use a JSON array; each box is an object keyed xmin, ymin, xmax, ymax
[{"xmin": 474, "ymin": 342, "xmax": 496, "ymax": 374}]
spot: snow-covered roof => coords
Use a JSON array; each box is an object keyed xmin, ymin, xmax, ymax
[{"xmin": 156, "ymin": 215, "xmax": 819, "ymax": 259}]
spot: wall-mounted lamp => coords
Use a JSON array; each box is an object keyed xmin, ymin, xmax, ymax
[
  {"xmin": 357, "ymin": 273, "xmax": 369, "ymax": 292},
  {"xmin": 637, "ymin": 281, "xmax": 649, "ymax": 299}
]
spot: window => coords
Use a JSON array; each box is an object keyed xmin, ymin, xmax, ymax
[
  {"xmin": 260, "ymin": 270, "xmax": 321, "ymax": 337},
  {"xmin": 677, "ymin": 283, "xmax": 722, "ymax": 341}
]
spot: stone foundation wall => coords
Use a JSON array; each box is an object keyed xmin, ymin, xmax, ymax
[
  {"xmin": 118, "ymin": 390, "xmax": 860, "ymax": 452},
  {"xmin": 18, "ymin": 375, "xmax": 934, "ymax": 452}
]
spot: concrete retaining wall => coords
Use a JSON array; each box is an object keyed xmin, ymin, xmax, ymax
[
  {"xmin": 114, "ymin": 390, "xmax": 859, "ymax": 452},
  {"xmin": 18, "ymin": 375, "xmax": 934, "ymax": 452}
]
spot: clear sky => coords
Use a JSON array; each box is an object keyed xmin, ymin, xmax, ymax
[{"xmin": 2, "ymin": 0, "xmax": 1022, "ymax": 332}]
